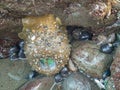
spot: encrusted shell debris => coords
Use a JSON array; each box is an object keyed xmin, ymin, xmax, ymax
[{"xmin": 18, "ymin": 14, "xmax": 71, "ymax": 75}]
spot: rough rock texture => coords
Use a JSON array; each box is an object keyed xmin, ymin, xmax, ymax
[
  {"xmin": 19, "ymin": 14, "xmax": 71, "ymax": 75},
  {"xmin": 111, "ymin": 46, "xmax": 120, "ymax": 90},
  {"xmin": 71, "ymin": 41, "xmax": 113, "ymax": 78},
  {"xmin": 62, "ymin": 72, "xmax": 100, "ymax": 90},
  {"xmin": 19, "ymin": 76, "xmax": 54, "ymax": 90},
  {"xmin": 0, "ymin": 0, "xmax": 117, "ymax": 28},
  {"xmin": 0, "ymin": 30, "xmax": 20, "ymax": 58}
]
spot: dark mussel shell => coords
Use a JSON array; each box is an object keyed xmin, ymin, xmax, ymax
[{"xmin": 100, "ymin": 43, "xmax": 114, "ymax": 54}]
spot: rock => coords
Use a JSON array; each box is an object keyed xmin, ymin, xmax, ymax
[
  {"xmin": 0, "ymin": 0, "xmax": 116, "ymax": 28},
  {"xmin": 62, "ymin": 72, "xmax": 100, "ymax": 90},
  {"xmin": 19, "ymin": 76, "xmax": 54, "ymax": 90},
  {"xmin": 18, "ymin": 14, "xmax": 71, "ymax": 75},
  {"xmin": 110, "ymin": 46, "xmax": 120, "ymax": 90},
  {"xmin": 0, "ymin": 30, "xmax": 20, "ymax": 59},
  {"xmin": 71, "ymin": 41, "xmax": 113, "ymax": 78},
  {"xmin": 0, "ymin": 17, "xmax": 22, "ymax": 31}
]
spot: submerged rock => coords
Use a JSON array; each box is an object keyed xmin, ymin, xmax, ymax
[
  {"xmin": 62, "ymin": 72, "xmax": 100, "ymax": 90},
  {"xmin": 19, "ymin": 77, "xmax": 54, "ymax": 90},
  {"xmin": 111, "ymin": 46, "xmax": 120, "ymax": 90},
  {"xmin": 71, "ymin": 41, "xmax": 113, "ymax": 78},
  {"xmin": 18, "ymin": 14, "xmax": 71, "ymax": 75}
]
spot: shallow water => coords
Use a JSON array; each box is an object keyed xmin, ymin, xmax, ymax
[{"xmin": 0, "ymin": 59, "xmax": 31, "ymax": 90}]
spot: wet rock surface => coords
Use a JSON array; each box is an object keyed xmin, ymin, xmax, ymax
[
  {"xmin": 71, "ymin": 41, "xmax": 113, "ymax": 78},
  {"xmin": 111, "ymin": 46, "xmax": 120, "ymax": 90},
  {"xmin": 19, "ymin": 76, "xmax": 54, "ymax": 90},
  {"xmin": 0, "ymin": 30, "xmax": 20, "ymax": 58},
  {"xmin": 19, "ymin": 14, "xmax": 71, "ymax": 75},
  {"xmin": 0, "ymin": 0, "xmax": 118, "ymax": 28},
  {"xmin": 0, "ymin": 0, "xmax": 120, "ymax": 90},
  {"xmin": 62, "ymin": 72, "xmax": 100, "ymax": 90}
]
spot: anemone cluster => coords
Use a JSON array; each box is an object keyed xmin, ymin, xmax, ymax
[{"xmin": 18, "ymin": 14, "xmax": 71, "ymax": 75}]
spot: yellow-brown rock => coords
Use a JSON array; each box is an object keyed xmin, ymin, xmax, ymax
[{"xmin": 19, "ymin": 14, "xmax": 71, "ymax": 75}]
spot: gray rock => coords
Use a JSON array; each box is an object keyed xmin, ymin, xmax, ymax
[
  {"xmin": 71, "ymin": 41, "xmax": 113, "ymax": 78},
  {"xmin": 62, "ymin": 72, "xmax": 100, "ymax": 90}
]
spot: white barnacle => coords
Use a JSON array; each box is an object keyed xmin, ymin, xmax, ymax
[{"xmin": 31, "ymin": 35, "xmax": 36, "ymax": 41}]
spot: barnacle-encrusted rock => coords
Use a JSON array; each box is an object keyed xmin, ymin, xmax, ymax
[
  {"xmin": 18, "ymin": 14, "xmax": 71, "ymax": 75},
  {"xmin": 19, "ymin": 76, "xmax": 54, "ymax": 90},
  {"xmin": 71, "ymin": 41, "xmax": 113, "ymax": 78}
]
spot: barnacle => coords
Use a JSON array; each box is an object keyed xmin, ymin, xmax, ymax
[{"xmin": 18, "ymin": 14, "xmax": 71, "ymax": 75}]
